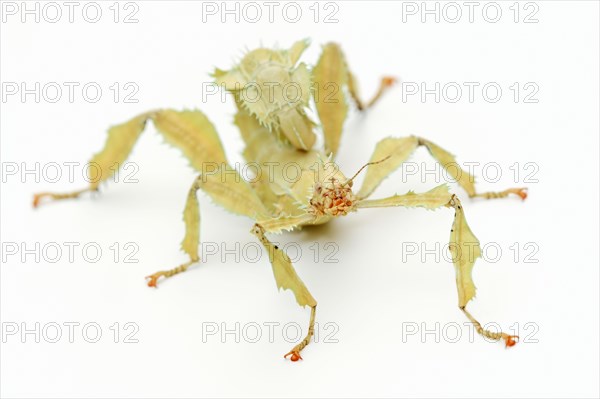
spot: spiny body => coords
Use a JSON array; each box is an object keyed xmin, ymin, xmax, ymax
[{"xmin": 33, "ymin": 39, "xmax": 527, "ymax": 361}]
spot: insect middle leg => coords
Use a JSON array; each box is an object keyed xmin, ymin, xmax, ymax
[
  {"xmin": 147, "ymin": 166, "xmax": 270, "ymax": 287},
  {"xmin": 356, "ymin": 136, "xmax": 528, "ymax": 201}
]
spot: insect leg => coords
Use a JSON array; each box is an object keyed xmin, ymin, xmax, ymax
[
  {"xmin": 313, "ymin": 43, "xmax": 395, "ymax": 156},
  {"xmin": 461, "ymin": 307, "xmax": 518, "ymax": 347},
  {"xmin": 347, "ymin": 73, "xmax": 397, "ymax": 111},
  {"xmin": 417, "ymin": 137, "xmax": 528, "ymax": 200},
  {"xmin": 33, "ymin": 109, "xmax": 229, "ymax": 207},
  {"xmin": 356, "ymin": 136, "xmax": 528, "ymax": 201},
  {"xmin": 251, "ymin": 222, "xmax": 318, "ymax": 361},
  {"xmin": 145, "ymin": 177, "xmax": 201, "ymax": 287},
  {"xmin": 33, "ymin": 112, "xmax": 151, "ymax": 207},
  {"xmin": 146, "ymin": 166, "xmax": 269, "ymax": 287},
  {"xmin": 356, "ymin": 187, "xmax": 518, "ymax": 347}
]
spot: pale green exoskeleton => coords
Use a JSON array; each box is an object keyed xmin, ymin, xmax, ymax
[{"xmin": 34, "ymin": 39, "xmax": 526, "ymax": 360}]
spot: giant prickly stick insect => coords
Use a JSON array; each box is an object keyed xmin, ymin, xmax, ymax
[{"xmin": 34, "ymin": 39, "xmax": 527, "ymax": 361}]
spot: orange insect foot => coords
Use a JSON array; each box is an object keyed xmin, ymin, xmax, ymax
[
  {"xmin": 504, "ymin": 334, "xmax": 519, "ymax": 348},
  {"xmin": 284, "ymin": 350, "xmax": 303, "ymax": 362},
  {"xmin": 509, "ymin": 188, "xmax": 528, "ymax": 200},
  {"xmin": 382, "ymin": 76, "xmax": 397, "ymax": 87},
  {"xmin": 145, "ymin": 274, "xmax": 162, "ymax": 288},
  {"xmin": 32, "ymin": 193, "xmax": 49, "ymax": 208}
]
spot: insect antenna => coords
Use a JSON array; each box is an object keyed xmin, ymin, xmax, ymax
[{"xmin": 344, "ymin": 155, "xmax": 391, "ymax": 186}]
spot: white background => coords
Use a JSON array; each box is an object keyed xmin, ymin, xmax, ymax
[{"xmin": 1, "ymin": 1, "xmax": 599, "ymax": 398}]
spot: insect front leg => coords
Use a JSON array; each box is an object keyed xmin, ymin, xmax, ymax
[
  {"xmin": 356, "ymin": 136, "xmax": 528, "ymax": 201},
  {"xmin": 356, "ymin": 186, "xmax": 519, "ymax": 347},
  {"xmin": 251, "ymin": 222, "xmax": 318, "ymax": 361},
  {"xmin": 446, "ymin": 195, "xmax": 519, "ymax": 347}
]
